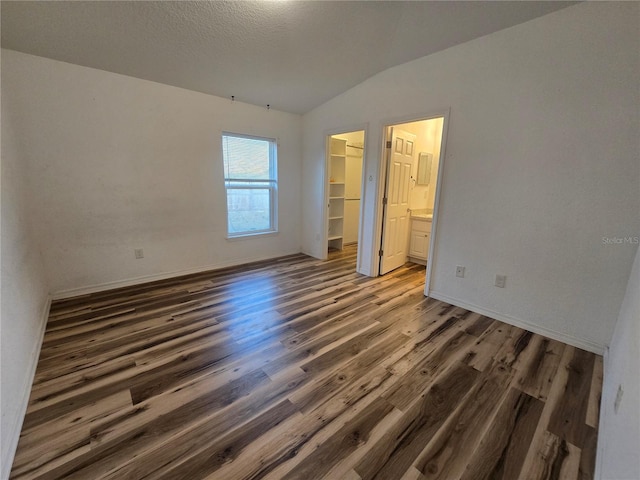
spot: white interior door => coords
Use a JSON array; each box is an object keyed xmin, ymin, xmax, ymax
[{"xmin": 380, "ymin": 128, "xmax": 416, "ymax": 275}]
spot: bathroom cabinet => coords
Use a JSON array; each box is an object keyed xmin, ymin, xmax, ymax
[{"xmin": 409, "ymin": 217, "xmax": 431, "ymax": 262}]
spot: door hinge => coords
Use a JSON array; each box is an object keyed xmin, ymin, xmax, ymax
[
  {"xmin": 379, "ymin": 249, "xmax": 384, "ymax": 257},
  {"xmin": 386, "ymin": 141, "xmax": 392, "ymax": 149},
  {"xmin": 382, "ymin": 197, "xmax": 388, "ymax": 205}
]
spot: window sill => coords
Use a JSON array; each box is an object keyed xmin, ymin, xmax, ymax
[{"xmin": 225, "ymin": 230, "xmax": 279, "ymax": 241}]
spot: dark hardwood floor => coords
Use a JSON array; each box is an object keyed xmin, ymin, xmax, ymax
[{"xmin": 11, "ymin": 246, "xmax": 602, "ymax": 479}]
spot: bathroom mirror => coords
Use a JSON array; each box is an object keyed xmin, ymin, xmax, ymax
[{"xmin": 417, "ymin": 152, "xmax": 432, "ymax": 185}]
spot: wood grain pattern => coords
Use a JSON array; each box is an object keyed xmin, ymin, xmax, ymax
[
  {"xmin": 459, "ymin": 387, "xmax": 544, "ymax": 480},
  {"xmin": 10, "ymin": 246, "xmax": 602, "ymax": 480},
  {"xmin": 414, "ymin": 361, "xmax": 515, "ymax": 479},
  {"xmin": 547, "ymin": 348, "xmax": 595, "ymax": 448}
]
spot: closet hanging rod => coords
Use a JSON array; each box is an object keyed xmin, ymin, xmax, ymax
[{"xmin": 346, "ymin": 144, "xmax": 364, "ymax": 150}]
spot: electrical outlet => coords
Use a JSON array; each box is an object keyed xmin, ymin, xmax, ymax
[
  {"xmin": 134, "ymin": 248, "xmax": 144, "ymax": 259},
  {"xmin": 614, "ymin": 384, "xmax": 623, "ymax": 413},
  {"xmin": 456, "ymin": 266, "xmax": 465, "ymax": 278},
  {"xmin": 495, "ymin": 275, "xmax": 506, "ymax": 288}
]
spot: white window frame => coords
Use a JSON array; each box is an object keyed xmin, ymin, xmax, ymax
[{"xmin": 222, "ymin": 132, "xmax": 278, "ymax": 238}]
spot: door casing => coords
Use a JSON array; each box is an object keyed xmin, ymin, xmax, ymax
[
  {"xmin": 371, "ymin": 109, "xmax": 450, "ymax": 297},
  {"xmin": 322, "ymin": 124, "xmax": 369, "ymax": 271}
]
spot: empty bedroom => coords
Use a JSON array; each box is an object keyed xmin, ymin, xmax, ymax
[{"xmin": 1, "ymin": 2, "xmax": 638, "ymax": 479}]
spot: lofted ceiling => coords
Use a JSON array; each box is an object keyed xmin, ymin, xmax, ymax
[{"xmin": 1, "ymin": 1, "xmax": 576, "ymax": 114}]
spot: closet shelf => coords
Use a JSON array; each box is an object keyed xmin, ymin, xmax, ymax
[{"xmin": 328, "ymin": 137, "xmax": 348, "ymax": 251}]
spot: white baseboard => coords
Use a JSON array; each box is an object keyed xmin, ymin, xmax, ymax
[
  {"xmin": 428, "ymin": 290, "xmax": 605, "ymax": 355},
  {"xmin": 593, "ymin": 346, "xmax": 609, "ymax": 480},
  {"xmin": 1, "ymin": 296, "xmax": 51, "ymax": 480},
  {"xmin": 51, "ymin": 251, "xmax": 302, "ymax": 300}
]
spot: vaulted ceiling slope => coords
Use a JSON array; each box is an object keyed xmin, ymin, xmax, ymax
[{"xmin": 1, "ymin": 1, "xmax": 576, "ymax": 114}]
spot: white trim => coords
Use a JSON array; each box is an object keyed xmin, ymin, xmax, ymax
[
  {"xmin": 373, "ymin": 109, "xmax": 451, "ymax": 279},
  {"xmin": 424, "ymin": 110, "xmax": 450, "ymax": 297},
  {"xmin": 322, "ymin": 124, "xmax": 369, "ymax": 267},
  {"xmin": 428, "ymin": 290, "xmax": 606, "ymax": 355},
  {"xmin": 369, "ymin": 121, "xmax": 390, "ymax": 277},
  {"xmin": 594, "ymin": 345, "xmax": 610, "ymax": 480},
  {"xmin": 51, "ymin": 252, "xmax": 298, "ymax": 300},
  {"xmin": 1, "ymin": 296, "xmax": 51, "ymax": 480},
  {"xmin": 225, "ymin": 230, "xmax": 279, "ymax": 241}
]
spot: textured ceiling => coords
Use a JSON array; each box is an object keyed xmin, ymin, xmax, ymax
[{"xmin": 1, "ymin": 1, "xmax": 576, "ymax": 114}]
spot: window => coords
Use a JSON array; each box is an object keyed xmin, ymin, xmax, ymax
[{"xmin": 222, "ymin": 133, "xmax": 277, "ymax": 237}]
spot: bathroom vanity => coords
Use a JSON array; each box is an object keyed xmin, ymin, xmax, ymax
[{"xmin": 408, "ymin": 210, "xmax": 432, "ymax": 265}]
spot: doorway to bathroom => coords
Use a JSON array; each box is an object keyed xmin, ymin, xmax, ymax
[{"xmin": 378, "ymin": 116, "xmax": 445, "ymax": 282}]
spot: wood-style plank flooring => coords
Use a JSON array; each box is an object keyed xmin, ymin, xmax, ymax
[{"xmin": 11, "ymin": 246, "xmax": 602, "ymax": 479}]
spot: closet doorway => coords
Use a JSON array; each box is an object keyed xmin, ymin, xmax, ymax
[{"xmin": 325, "ymin": 130, "xmax": 365, "ymax": 261}]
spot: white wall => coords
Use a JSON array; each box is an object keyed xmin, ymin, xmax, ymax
[
  {"xmin": 1, "ymin": 85, "xmax": 50, "ymax": 477},
  {"xmin": 597, "ymin": 245, "xmax": 640, "ymax": 480},
  {"xmin": 1, "ymin": 50, "xmax": 303, "ymax": 295},
  {"xmin": 302, "ymin": 2, "xmax": 640, "ymax": 351}
]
